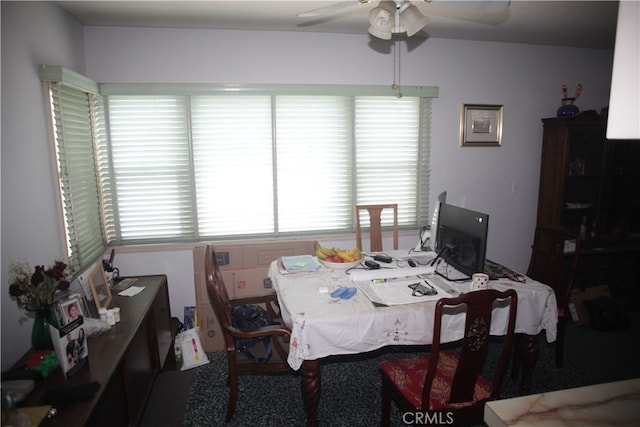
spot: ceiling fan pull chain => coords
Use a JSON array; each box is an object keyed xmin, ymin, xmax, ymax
[
  {"xmin": 391, "ymin": 40, "xmax": 398, "ymax": 91},
  {"xmin": 393, "ymin": 40, "xmax": 403, "ymax": 98}
]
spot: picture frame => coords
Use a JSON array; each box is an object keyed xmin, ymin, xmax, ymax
[
  {"xmin": 48, "ymin": 317, "xmax": 88, "ymax": 379},
  {"xmin": 88, "ymin": 261, "xmax": 112, "ymax": 312},
  {"xmin": 459, "ymin": 104, "xmax": 503, "ymax": 147},
  {"xmin": 58, "ymin": 296, "xmax": 85, "ymax": 326}
]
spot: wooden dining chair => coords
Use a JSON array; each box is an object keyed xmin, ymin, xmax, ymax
[
  {"xmin": 354, "ymin": 204, "xmax": 399, "ymax": 252},
  {"xmin": 523, "ymin": 226, "xmax": 581, "ymax": 368},
  {"xmin": 379, "ymin": 289, "xmax": 518, "ymax": 426},
  {"xmin": 204, "ymin": 244, "xmax": 292, "ymax": 422}
]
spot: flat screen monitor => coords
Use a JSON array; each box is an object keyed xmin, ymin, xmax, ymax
[
  {"xmin": 436, "ymin": 203, "xmax": 489, "ymax": 278},
  {"xmin": 425, "ymin": 191, "xmax": 447, "ymax": 252}
]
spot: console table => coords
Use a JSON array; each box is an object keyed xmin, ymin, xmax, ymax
[{"xmin": 13, "ymin": 275, "xmax": 175, "ymax": 427}]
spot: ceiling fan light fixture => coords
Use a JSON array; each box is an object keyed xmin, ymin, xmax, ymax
[
  {"xmin": 368, "ymin": 1, "xmax": 396, "ymax": 40},
  {"xmin": 400, "ymin": 4, "xmax": 428, "ymax": 37}
]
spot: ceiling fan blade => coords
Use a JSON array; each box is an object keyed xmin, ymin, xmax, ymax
[
  {"xmin": 297, "ymin": 1, "xmax": 368, "ymax": 19},
  {"xmin": 431, "ymin": 1, "xmax": 511, "ymax": 14}
]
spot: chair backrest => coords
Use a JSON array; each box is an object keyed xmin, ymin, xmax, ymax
[
  {"xmin": 527, "ymin": 226, "xmax": 580, "ymax": 309},
  {"xmin": 424, "ymin": 289, "xmax": 517, "ymax": 407},
  {"xmin": 204, "ymin": 244, "xmax": 235, "ymax": 348},
  {"xmin": 354, "ymin": 204, "xmax": 399, "ymax": 252}
]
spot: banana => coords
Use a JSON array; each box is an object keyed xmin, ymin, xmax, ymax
[
  {"xmin": 315, "ymin": 242, "xmax": 337, "ymax": 260},
  {"xmin": 315, "ymin": 246, "xmax": 327, "ymax": 260},
  {"xmin": 337, "ymin": 250, "xmax": 354, "ymax": 262},
  {"xmin": 316, "ymin": 243, "xmax": 362, "ymax": 262},
  {"xmin": 322, "ymin": 247, "xmax": 336, "ymax": 258}
]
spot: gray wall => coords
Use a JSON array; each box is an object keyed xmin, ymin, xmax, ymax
[
  {"xmin": 1, "ymin": 2, "xmax": 614, "ymax": 369},
  {"xmin": 2, "ymin": 1, "xmax": 86, "ymax": 370}
]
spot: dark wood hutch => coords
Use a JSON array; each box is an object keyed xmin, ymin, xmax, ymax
[{"xmin": 536, "ymin": 110, "xmax": 640, "ymax": 303}]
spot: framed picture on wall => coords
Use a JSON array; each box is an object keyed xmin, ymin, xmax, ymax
[
  {"xmin": 459, "ymin": 104, "xmax": 503, "ymax": 146},
  {"xmin": 88, "ymin": 261, "xmax": 112, "ymax": 312}
]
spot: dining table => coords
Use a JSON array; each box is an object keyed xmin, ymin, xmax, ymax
[{"xmin": 268, "ymin": 249, "xmax": 558, "ymax": 427}]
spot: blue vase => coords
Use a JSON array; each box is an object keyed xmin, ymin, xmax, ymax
[{"xmin": 557, "ymin": 98, "xmax": 580, "ymax": 117}]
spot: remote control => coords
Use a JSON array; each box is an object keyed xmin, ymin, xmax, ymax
[
  {"xmin": 364, "ymin": 260, "xmax": 380, "ymax": 269},
  {"xmin": 373, "ymin": 254, "xmax": 392, "ymax": 263}
]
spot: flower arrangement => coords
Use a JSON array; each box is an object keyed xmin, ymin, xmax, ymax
[{"xmin": 8, "ymin": 259, "xmax": 71, "ymax": 322}]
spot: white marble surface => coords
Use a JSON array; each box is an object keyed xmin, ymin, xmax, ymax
[{"xmin": 485, "ymin": 378, "xmax": 640, "ymax": 426}]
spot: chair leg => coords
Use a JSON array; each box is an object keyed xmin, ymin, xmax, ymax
[
  {"xmin": 556, "ymin": 317, "xmax": 567, "ymax": 368},
  {"xmin": 511, "ymin": 333, "xmax": 521, "ymax": 380},
  {"xmin": 381, "ymin": 377, "xmax": 391, "ymax": 427},
  {"xmin": 226, "ymin": 363, "xmax": 239, "ymax": 422}
]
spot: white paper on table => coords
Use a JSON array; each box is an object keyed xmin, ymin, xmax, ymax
[
  {"xmin": 356, "ymin": 278, "xmax": 445, "ymax": 306},
  {"xmin": 118, "ymin": 286, "xmax": 145, "ymax": 297}
]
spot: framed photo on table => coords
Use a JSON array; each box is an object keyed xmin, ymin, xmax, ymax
[
  {"xmin": 459, "ymin": 104, "xmax": 503, "ymax": 147},
  {"xmin": 88, "ymin": 261, "xmax": 112, "ymax": 312},
  {"xmin": 58, "ymin": 296, "xmax": 85, "ymax": 325}
]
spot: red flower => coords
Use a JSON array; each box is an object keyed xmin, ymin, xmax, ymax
[
  {"xmin": 45, "ymin": 261, "xmax": 68, "ymax": 280},
  {"xmin": 9, "ymin": 283, "xmax": 25, "ymax": 297},
  {"xmin": 31, "ymin": 265, "xmax": 45, "ymax": 287}
]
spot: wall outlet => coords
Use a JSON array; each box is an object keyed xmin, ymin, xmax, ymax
[{"xmin": 511, "ymin": 180, "xmax": 519, "ymax": 194}]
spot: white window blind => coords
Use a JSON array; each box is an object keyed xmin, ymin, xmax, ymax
[
  {"xmin": 47, "ymin": 83, "xmax": 106, "ymax": 271},
  {"xmin": 275, "ymin": 96, "xmax": 353, "ymax": 232},
  {"xmin": 102, "ymin": 92, "xmax": 433, "ymax": 242},
  {"xmin": 106, "ymin": 96, "xmax": 194, "ymax": 242},
  {"xmin": 191, "ymin": 95, "xmax": 275, "ymax": 236},
  {"xmin": 355, "ymin": 96, "xmax": 424, "ymax": 227}
]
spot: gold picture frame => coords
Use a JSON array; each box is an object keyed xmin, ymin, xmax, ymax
[
  {"xmin": 88, "ymin": 261, "xmax": 112, "ymax": 312},
  {"xmin": 459, "ymin": 104, "xmax": 503, "ymax": 147}
]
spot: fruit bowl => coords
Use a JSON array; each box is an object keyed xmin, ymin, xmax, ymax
[
  {"xmin": 315, "ymin": 242, "xmax": 363, "ymax": 270},
  {"xmin": 318, "ymin": 258, "xmax": 362, "ymax": 270}
]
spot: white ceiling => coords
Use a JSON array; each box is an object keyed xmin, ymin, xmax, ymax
[{"xmin": 57, "ymin": 0, "xmax": 620, "ymax": 49}]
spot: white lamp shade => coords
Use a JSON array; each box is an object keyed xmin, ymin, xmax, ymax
[
  {"xmin": 401, "ymin": 4, "xmax": 428, "ymax": 37},
  {"xmin": 368, "ymin": 1, "xmax": 397, "ymax": 40}
]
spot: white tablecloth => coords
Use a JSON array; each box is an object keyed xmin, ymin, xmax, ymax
[{"xmin": 269, "ymin": 250, "xmax": 558, "ymax": 370}]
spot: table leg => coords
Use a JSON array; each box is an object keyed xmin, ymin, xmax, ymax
[
  {"xmin": 512, "ymin": 333, "xmax": 539, "ymax": 392},
  {"xmin": 301, "ymin": 359, "xmax": 321, "ymax": 427}
]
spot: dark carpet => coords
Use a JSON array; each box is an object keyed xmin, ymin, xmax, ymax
[{"xmin": 182, "ymin": 337, "xmax": 595, "ymax": 426}]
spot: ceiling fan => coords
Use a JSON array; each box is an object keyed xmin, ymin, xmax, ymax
[{"xmin": 298, "ymin": 0, "xmax": 511, "ymax": 40}]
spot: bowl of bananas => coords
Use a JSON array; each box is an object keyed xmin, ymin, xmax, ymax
[{"xmin": 315, "ymin": 242, "xmax": 363, "ymax": 269}]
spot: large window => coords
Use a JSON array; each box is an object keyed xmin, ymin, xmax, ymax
[
  {"xmin": 42, "ymin": 66, "xmax": 437, "ymax": 264},
  {"xmin": 102, "ymin": 89, "xmax": 435, "ymax": 244}
]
